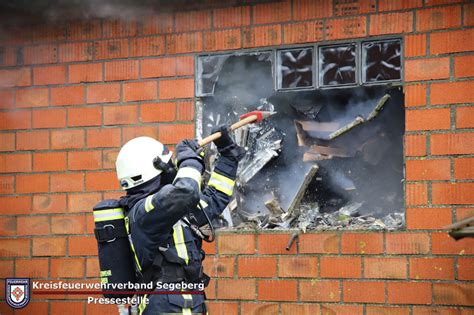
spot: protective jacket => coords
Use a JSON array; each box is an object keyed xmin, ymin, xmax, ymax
[{"xmin": 127, "ymin": 154, "xmax": 238, "ymax": 314}]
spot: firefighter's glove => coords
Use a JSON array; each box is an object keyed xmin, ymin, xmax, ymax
[
  {"xmin": 211, "ymin": 125, "xmax": 246, "ymax": 161},
  {"xmin": 175, "ymin": 139, "xmax": 205, "ymax": 173}
]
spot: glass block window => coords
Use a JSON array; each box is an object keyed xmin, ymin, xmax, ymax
[
  {"xmin": 363, "ymin": 39, "xmax": 402, "ymax": 83},
  {"xmin": 319, "ymin": 43, "xmax": 357, "ymax": 86},
  {"xmin": 197, "ymin": 54, "xmax": 230, "ymax": 96},
  {"xmin": 277, "ymin": 48, "xmax": 314, "ymax": 89}
]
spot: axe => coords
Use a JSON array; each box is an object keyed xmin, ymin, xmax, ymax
[{"xmin": 197, "ymin": 110, "xmax": 275, "ymax": 147}]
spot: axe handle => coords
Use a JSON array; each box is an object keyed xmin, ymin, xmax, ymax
[{"xmin": 198, "ymin": 115, "xmax": 257, "ymax": 147}]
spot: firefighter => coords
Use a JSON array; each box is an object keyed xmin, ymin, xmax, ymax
[{"xmin": 115, "ymin": 127, "xmax": 244, "ymax": 314}]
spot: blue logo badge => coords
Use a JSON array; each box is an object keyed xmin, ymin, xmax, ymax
[{"xmin": 5, "ymin": 278, "xmax": 30, "ymax": 309}]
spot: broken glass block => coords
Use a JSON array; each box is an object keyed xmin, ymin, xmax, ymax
[
  {"xmin": 277, "ymin": 47, "xmax": 313, "ymax": 89},
  {"xmin": 197, "ymin": 54, "xmax": 230, "ymax": 96},
  {"xmin": 363, "ymin": 39, "xmax": 401, "ymax": 83},
  {"xmin": 319, "ymin": 43, "xmax": 357, "ymax": 86}
]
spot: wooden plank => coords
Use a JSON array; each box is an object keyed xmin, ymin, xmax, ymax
[{"xmin": 286, "ymin": 164, "xmax": 319, "ymax": 215}]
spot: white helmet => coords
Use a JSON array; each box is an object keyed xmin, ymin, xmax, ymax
[{"xmin": 116, "ymin": 137, "xmax": 173, "ymax": 190}]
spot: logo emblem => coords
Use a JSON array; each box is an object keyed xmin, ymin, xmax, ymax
[{"xmin": 6, "ymin": 278, "xmax": 30, "ymax": 309}]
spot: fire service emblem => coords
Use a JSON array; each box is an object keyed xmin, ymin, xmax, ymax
[{"xmin": 6, "ymin": 278, "xmax": 30, "ymax": 309}]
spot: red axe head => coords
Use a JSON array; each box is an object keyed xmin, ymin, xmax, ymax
[{"xmin": 239, "ymin": 110, "xmax": 274, "ymax": 123}]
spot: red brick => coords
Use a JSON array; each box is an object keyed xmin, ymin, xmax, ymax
[
  {"xmin": 103, "ymin": 19, "xmax": 137, "ymax": 38},
  {"xmin": 87, "ymin": 83, "xmax": 121, "ymax": 104},
  {"xmin": 326, "ymin": 16, "xmax": 367, "ymax": 40},
  {"xmin": 33, "ymin": 108, "xmax": 67, "ymax": 128},
  {"xmin": 341, "ymin": 233, "xmax": 383, "ymax": 254},
  {"xmin": 87, "ymin": 128, "xmax": 121, "ymax": 148},
  {"xmin": 413, "ymin": 307, "xmax": 460, "ymax": 315},
  {"xmin": 0, "ymin": 238, "xmax": 30, "ymax": 257},
  {"xmin": 176, "ymin": 56, "xmax": 194, "ymax": 76},
  {"xmin": 218, "ymin": 233, "xmax": 255, "ymax": 254},
  {"xmin": 177, "ymin": 101, "xmax": 194, "ymax": 121},
  {"xmin": 278, "ymin": 256, "xmax": 317, "ymax": 278},
  {"xmin": 293, "ymin": 0, "xmax": 332, "ymax": 20},
  {"xmin": 175, "ymin": 10, "xmax": 211, "ymax": 32},
  {"xmin": 51, "ymin": 214, "xmax": 86, "ymax": 234},
  {"xmin": 204, "ymin": 29, "xmax": 242, "ymax": 51},
  {"xmin": 0, "ymin": 260, "xmax": 14, "ymax": 278},
  {"xmin": 16, "ymin": 258, "xmax": 49, "ymax": 278},
  {"xmin": 31, "ymin": 23, "xmax": 66, "ymax": 42},
  {"xmin": 457, "ymin": 207, "xmax": 474, "ymax": 221},
  {"xmin": 68, "ymin": 20, "xmax": 102, "ymax": 40},
  {"xmin": 0, "ymin": 217, "xmax": 16, "ymax": 236},
  {"xmin": 283, "ymin": 21, "xmax": 324, "ymax": 44},
  {"xmin": 258, "ymin": 279, "xmax": 297, "ymax": 301},
  {"xmin": 454, "ymin": 55, "xmax": 474, "ymax": 79},
  {"xmin": 322, "ymin": 304, "xmax": 363, "ymax": 315},
  {"xmin": 213, "ymin": 6, "xmax": 250, "ymax": 28},
  {"xmin": 0, "ymin": 90, "xmax": 15, "ymax": 110},
  {"xmin": 33, "ymin": 65, "xmax": 66, "ymax": 85},
  {"xmin": 123, "ymin": 126, "xmax": 159, "ymax": 144},
  {"xmin": 51, "ymin": 302, "xmax": 85, "ymax": 315},
  {"xmin": 258, "ymin": 233, "xmax": 297, "ymax": 255},
  {"xmin": 388, "ymin": 282, "xmax": 432, "ymax": 305},
  {"xmin": 379, "ymin": 0, "xmax": 422, "ymax": 11},
  {"xmin": 433, "ymin": 283, "xmax": 474, "ymax": 306},
  {"xmin": 243, "ymin": 25, "xmax": 281, "ymax": 48},
  {"xmin": 86, "ymin": 257, "xmax": 100, "ymax": 277},
  {"xmin": 104, "ymin": 60, "xmax": 138, "ymax": 81},
  {"xmin": 217, "ymin": 279, "xmax": 256, "ymax": 300},
  {"xmin": 69, "ymin": 236, "xmax": 97, "ymax": 256},
  {"xmin": 95, "ymin": 39, "xmax": 128, "ymax": 60},
  {"xmin": 253, "ymin": 1, "xmax": 291, "ymax": 24},
  {"xmin": 465, "ymin": 3, "xmax": 474, "ymax": 26},
  {"xmin": 17, "ymin": 216, "xmax": 50, "ymax": 236},
  {"xmin": 204, "ymin": 302, "xmax": 238, "ymax": 315},
  {"xmin": 159, "ymin": 79, "xmax": 193, "ymax": 100},
  {"xmin": 141, "ymin": 14, "xmax": 173, "ymax": 35},
  {"xmin": 51, "ymin": 129, "xmax": 85, "ymax": 149},
  {"xmin": 431, "ymin": 29, "xmax": 474, "ymax": 55},
  {"xmin": 432, "ymin": 77, "xmax": 474, "ymax": 103},
  {"xmin": 406, "ymin": 207, "xmax": 452, "ymax": 230},
  {"xmin": 241, "ymin": 303, "xmax": 279, "ymax": 315},
  {"xmin": 405, "ymin": 58, "xmax": 450, "ymax": 81},
  {"xmin": 141, "ymin": 57, "xmax": 176, "ymax": 79},
  {"xmin": 166, "ymin": 32, "xmax": 202, "ymax": 54},
  {"xmin": 432, "ymin": 183, "xmax": 474, "ymax": 205},
  {"xmin": 455, "ymin": 157, "xmax": 474, "ymax": 179},
  {"xmin": 68, "ymin": 107, "xmax": 102, "ymax": 127},
  {"xmin": 102, "ymin": 149, "xmax": 119, "ymax": 169},
  {"xmin": 0, "ymin": 111, "xmax": 31, "ymax": 130},
  {"xmin": 281, "ymin": 303, "xmax": 321, "ymax": 314},
  {"xmin": 410, "ymin": 257, "xmax": 454, "ymax": 280},
  {"xmin": 68, "ymin": 151, "xmax": 102, "ymax": 171},
  {"xmin": 343, "ymin": 281, "xmax": 385, "ymax": 303},
  {"xmin": 364, "ymin": 257, "xmax": 407, "ymax": 279},
  {"xmin": 405, "ymin": 134, "xmax": 427, "ymax": 156},
  {"xmin": 130, "ymin": 36, "xmax": 166, "ymax": 57},
  {"xmin": 68, "ymin": 192, "xmax": 101, "ymax": 213},
  {"xmin": 69, "ymin": 63, "xmax": 103, "ymax": 83},
  {"xmin": 0, "ymin": 175, "xmax": 14, "ymax": 194},
  {"xmin": 406, "ymin": 159, "xmax": 451, "ymax": 180},
  {"xmin": 404, "ymin": 34, "xmax": 427, "ymax": 57},
  {"xmin": 406, "ymin": 183, "xmax": 428, "ymax": 206},
  {"xmin": 159, "ymin": 123, "xmax": 194, "ymax": 145},
  {"xmin": 458, "ymin": 258, "xmax": 474, "ymax": 280},
  {"xmin": 50, "ymin": 173, "xmax": 84, "ymax": 193},
  {"xmin": 431, "ymin": 133, "xmax": 474, "ymax": 155},
  {"xmin": 300, "ymin": 280, "xmax": 340, "ymax": 302},
  {"xmin": 417, "ymin": 6, "xmax": 461, "ymax": 31},
  {"xmin": 51, "ymin": 85, "xmax": 85, "ymax": 106},
  {"xmin": 16, "ymin": 88, "xmax": 49, "ymax": 108},
  {"xmin": 34, "ymin": 152, "xmax": 66, "ymax": 172},
  {"xmin": 16, "ymin": 130, "xmax": 50, "ymax": 150},
  {"xmin": 141, "ymin": 102, "xmax": 176, "ymax": 122},
  {"xmin": 33, "ymin": 194, "xmax": 67, "ymax": 214},
  {"xmin": 386, "ymin": 233, "xmax": 430, "ymax": 254},
  {"xmin": 320, "ymin": 256, "xmax": 361, "ymax": 278},
  {"xmin": 238, "ymin": 256, "xmax": 276, "ymax": 278},
  {"xmin": 123, "ymin": 81, "xmax": 157, "ymax": 102},
  {"xmin": 203, "ymin": 256, "xmax": 235, "ymax": 278},
  {"xmin": 0, "ymin": 153, "xmax": 32, "ymax": 173},
  {"xmin": 59, "ymin": 42, "xmax": 94, "ymax": 62},
  {"xmin": 0, "ymin": 133, "xmax": 15, "ymax": 152},
  {"xmin": 86, "ymin": 171, "xmax": 119, "ymax": 191},
  {"xmin": 0, "ymin": 68, "xmax": 31, "ymax": 87},
  {"xmin": 405, "ymin": 84, "xmax": 427, "ymax": 107},
  {"xmin": 432, "ymin": 232, "xmax": 474, "ymax": 255},
  {"xmin": 23, "ymin": 44, "xmax": 58, "ymax": 65},
  {"xmin": 366, "ymin": 306, "xmax": 410, "ymax": 315},
  {"xmin": 103, "ymin": 105, "xmax": 137, "ymax": 125},
  {"xmin": 456, "ymin": 106, "xmax": 474, "ymax": 129},
  {"xmin": 369, "ymin": 12, "xmax": 413, "ymax": 35},
  {"xmin": 425, "ymin": 0, "xmax": 463, "ymax": 5},
  {"xmin": 16, "ymin": 174, "xmax": 49, "ymax": 194},
  {"xmin": 16, "ymin": 302, "xmax": 49, "ymax": 315},
  {"xmin": 335, "ymin": 0, "xmax": 376, "ymax": 15},
  {"xmin": 51, "ymin": 258, "xmax": 85, "ymax": 278}
]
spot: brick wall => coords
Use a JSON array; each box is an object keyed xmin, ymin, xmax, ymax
[{"xmin": 0, "ymin": 0, "xmax": 473, "ymax": 314}]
